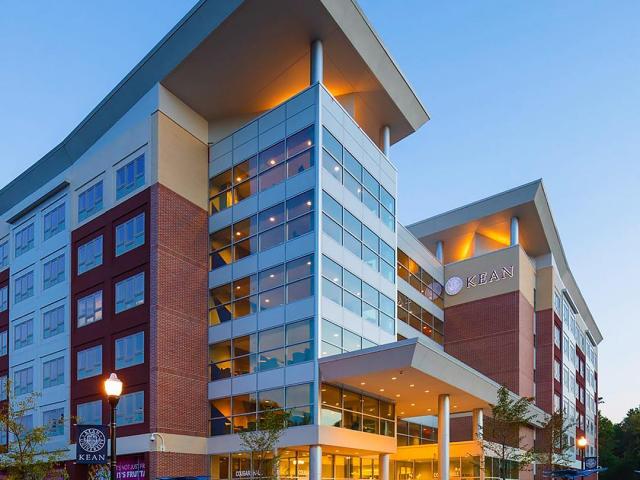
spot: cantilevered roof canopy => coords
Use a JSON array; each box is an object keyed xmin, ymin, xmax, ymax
[
  {"xmin": 0, "ymin": 0, "xmax": 428, "ymax": 216},
  {"xmin": 407, "ymin": 180, "xmax": 602, "ymax": 344},
  {"xmin": 320, "ymin": 338, "xmax": 546, "ymax": 425}
]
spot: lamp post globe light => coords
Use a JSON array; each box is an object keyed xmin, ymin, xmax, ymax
[
  {"xmin": 577, "ymin": 436, "xmax": 588, "ymax": 480},
  {"xmin": 105, "ymin": 373, "xmax": 123, "ymax": 480}
]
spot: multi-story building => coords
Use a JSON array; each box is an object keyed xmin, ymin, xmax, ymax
[{"xmin": 0, "ymin": 1, "xmax": 601, "ymax": 479}]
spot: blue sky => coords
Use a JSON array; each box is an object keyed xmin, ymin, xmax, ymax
[{"xmin": 1, "ymin": 1, "xmax": 638, "ymax": 421}]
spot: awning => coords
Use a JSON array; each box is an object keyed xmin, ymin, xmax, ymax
[{"xmin": 320, "ymin": 337, "xmax": 545, "ymax": 425}]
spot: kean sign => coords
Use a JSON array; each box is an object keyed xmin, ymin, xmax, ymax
[
  {"xmin": 76, "ymin": 425, "xmax": 109, "ymax": 464},
  {"xmin": 445, "ymin": 265, "xmax": 515, "ymax": 296}
]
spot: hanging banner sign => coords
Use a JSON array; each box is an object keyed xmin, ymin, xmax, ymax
[{"xmin": 76, "ymin": 425, "xmax": 109, "ymax": 464}]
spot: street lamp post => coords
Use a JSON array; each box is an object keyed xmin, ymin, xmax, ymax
[
  {"xmin": 577, "ymin": 436, "xmax": 588, "ymax": 480},
  {"xmin": 105, "ymin": 373, "xmax": 123, "ymax": 480}
]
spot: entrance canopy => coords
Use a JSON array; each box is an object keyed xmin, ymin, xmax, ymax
[{"xmin": 320, "ymin": 338, "xmax": 545, "ymax": 424}]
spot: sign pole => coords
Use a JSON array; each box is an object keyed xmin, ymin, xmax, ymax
[{"xmin": 109, "ymin": 396, "xmax": 120, "ymax": 479}]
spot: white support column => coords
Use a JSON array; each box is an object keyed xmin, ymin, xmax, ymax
[
  {"xmin": 436, "ymin": 240, "xmax": 444, "ymax": 263},
  {"xmin": 381, "ymin": 125, "xmax": 391, "ymax": 157},
  {"xmin": 472, "ymin": 408, "xmax": 484, "ymax": 441},
  {"xmin": 472, "ymin": 409, "xmax": 485, "ymax": 480},
  {"xmin": 379, "ymin": 453, "xmax": 390, "ymax": 480},
  {"xmin": 510, "ymin": 216, "xmax": 519, "ymax": 246},
  {"xmin": 310, "ymin": 445, "xmax": 322, "ymax": 480},
  {"xmin": 438, "ymin": 394, "xmax": 450, "ymax": 480},
  {"xmin": 310, "ymin": 40, "xmax": 324, "ymax": 84}
]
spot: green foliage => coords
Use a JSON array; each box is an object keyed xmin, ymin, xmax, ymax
[
  {"xmin": 480, "ymin": 386, "xmax": 538, "ymax": 480},
  {"xmin": 0, "ymin": 380, "xmax": 69, "ymax": 480},
  {"xmin": 599, "ymin": 407, "xmax": 640, "ymax": 479},
  {"xmin": 238, "ymin": 408, "xmax": 291, "ymax": 480},
  {"xmin": 535, "ymin": 409, "xmax": 575, "ymax": 470}
]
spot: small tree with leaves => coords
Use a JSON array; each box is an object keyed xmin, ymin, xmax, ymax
[
  {"xmin": 238, "ymin": 408, "xmax": 291, "ymax": 480},
  {"xmin": 480, "ymin": 386, "xmax": 538, "ymax": 480},
  {"xmin": 0, "ymin": 380, "xmax": 69, "ymax": 480},
  {"xmin": 535, "ymin": 409, "xmax": 575, "ymax": 474}
]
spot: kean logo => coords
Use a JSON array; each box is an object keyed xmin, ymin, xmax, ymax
[{"xmin": 446, "ymin": 265, "xmax": 514, "ymax": 295}]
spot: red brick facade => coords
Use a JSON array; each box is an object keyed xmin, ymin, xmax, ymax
[
  {"xmin": 149, "ymin": 183, "xmax": 209, "ymax": 473},
  {"xmin": 444, "ymin": 291, "xmax": 535, "ymax": 397},
  {"xmin": 67, "ymin": 184, "xmax": 209, "ymax": 478}
]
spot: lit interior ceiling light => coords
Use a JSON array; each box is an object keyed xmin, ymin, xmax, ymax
[
  {"xmin": 269, "ymin": 217, "xmax": 275, "ymax": 222},
  {"xmin": 306, "ymin": 201, "xmax": 312, "ymax": 206},
  {"xmin": 334, "ymin": 166, "xmax": 340, "ymax": 171},
  {"xmin": 409, "ymin": 384, "xmax": 415, "ymax": 388},
  {"xmin": 269, "ymin": 159, "xmax": 276, "ymax": 165},
  {"xmin": 391, "ymin": 377, "xmax": 397, "ymax": 380}
]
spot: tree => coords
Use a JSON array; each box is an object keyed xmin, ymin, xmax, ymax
[
  {"xmin": 535, "ymin": 410, "xmax": 575, "ymax": 473},
  {"xmin": 480, "ymin": 386, "xmax": 538, "ymax": 480},
  {"xmin": 0, "ymin": 380, "xmax": 69, "ymax": 479},
  {"xmin": 599, "ymin": 407, "xmax": 640, "ymax": 479},
  {"xmin": 238, "ymin": 408, "xmax": 291, "ymax": 480}
]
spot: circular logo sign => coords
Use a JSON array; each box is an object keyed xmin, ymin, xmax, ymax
[
  {"xmin": 78, "ymin": 428, "xmax": 107, "ymax": 453},
  {"xmin": 445, "ymin": 276, "xmax": 464, "ymax": 296}
]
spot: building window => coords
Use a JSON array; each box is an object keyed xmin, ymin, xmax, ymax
[
  {"xmin": 554, "ymin": 324, "xmax": 561, "ymax": 349},
  {"xmin": 209, "ymin": 191, "xmax": 314, "ymax": 271},
  {"xmin": 14, "ymin": 223, "xmax": 35, "ymax": 257},
  {"xmin": 115, "ymin": 213, "xmax": 145, "ymax": 256},
  {"xmin": 14, "ymin": 367, "xmax": 33, "ymax": 396},
  {"xmin": 78, "ymin": 236, "xmax": 103, "ymax": 274},
  {"xmin": 554, "ymin": 393, "xmax": 562, "ymax": 412},
  {"xmin": 115, "ymin": 332, "xmax": 144, "ymax": 370},
  {"xmin": 397, "ymin": 249, "xmax": 444, "ymax": 309},
  {"xmin": 321, "ymin": 255, "xmax": 395, "ymax": 334},
  {"xmin": 115, "ymin": 272, "xmax": 144, "ymax": 313},
  {"xmin": 209, "ymin": 382, "xmax": 313, "ymax": 436},
  {"xmin": 116, "ymin": 155, "xmax": 145, "ymax": 200},
  {"xmin": 322, "ymin": 127, "xmax": 396, "ymax": 231},
  {"xmin": 209, "ymin": 126, "xmax": 314, "ymax": 215},
  {"xmin": 396, "ymin": 292, "xmax": 445, "ymax": 345},
  {"xmin": 0, "ymin": 242, "xmax": 8, "ymax": 268},
  {"xmin": 0, "ymin": 375, "xmax": 7, "ymax": 401},
  {"xmin": 320, "ymin": 319, "xmax": 377, "ymax": 357},
  {"xmin": 77, "ymin": 345, "xmax": 102, "ymax": 380},
  {"xmin": 209, "ymin": 255, "xmax": 313, "ymax": 325},
  {"xmin": 14, "ymin": 271, "xmax": 34, "ymax": 303},
  {"xmin": 0, "ymin": 286, "xmax": 7, "ymax": 312},
  {"xmin": 14, "ymin": 319, "xmax": 33, "ymax": 350},
  {"xmin": 78, "ymin": 181, "xmax": 104, "ymax": 222},
  {"xmin": 77, "ymin": 290, "xmax": 103, "ymax": 327},
  {"xmin": 77, "ymin": 400, "xmax": 102, "ymax": 425},
  {"xmin": 43, "ymin": 356, "xmax": 65, "ymax": 388},
  {"xmin": 43, "ymin": 408, "xmax": 65, "ymax": 437},
  {"xmin": 42, "ymin": 305, "xmax": 65, "ymax": 339},
  {"xmin": 320, "ymin": 383, "xmax": 395, "ymax": 436},
  {"xmin": 0, "ymin": 331, "xmax": 6, "ymax": 356},
  {"xmin": 43, "ymin": 203, "xmax": 65, "ymax": 240},
  {"xmin": 397, "ymin": 419, "xmax": 438, "ymax": 446},
  {"xmin": 554, "ymin": 359, "xmax": 561, "ymax": 382},
  {"xmin": 209, "ymin": 318, "xmax": 313, "ymax": 380},
  {"xmin": 116, "ymin": 391, "xmax": 144, "ymax": 426},
  {"xmin": 322, "ymin": 191, "xmax": 396, "ymax": 284},
  {"xmin": 43, "ymin": 254, "xmax": 65, "ymax": 289}
]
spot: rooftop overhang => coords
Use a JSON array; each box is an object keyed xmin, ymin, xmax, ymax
[
  {"xmin": 320, "ymin": 338, "xmax": 546, "ymax": 426},
  {"xmin": 407, "ymin": 179, "xmax": 603, "ymax": 344},
  {"xmin": 0, "ymin": 0, "xmax": 428, "ymax": 217},
  {"xmin": 162, "ymin": 0, "xmax": 429, "ymax": 145}
]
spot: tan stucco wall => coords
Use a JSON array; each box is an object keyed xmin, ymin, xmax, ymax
[
  {"xmin": 152, "ymin": 111, "xmax": 209, "ymax": 211},
  {"xmin": 444, "ymin": 245, "xmax": 536, "ymax": 308},
  {"xmin": 535, "ymin": 266, "xmax": 554, "ymax": 312}
]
